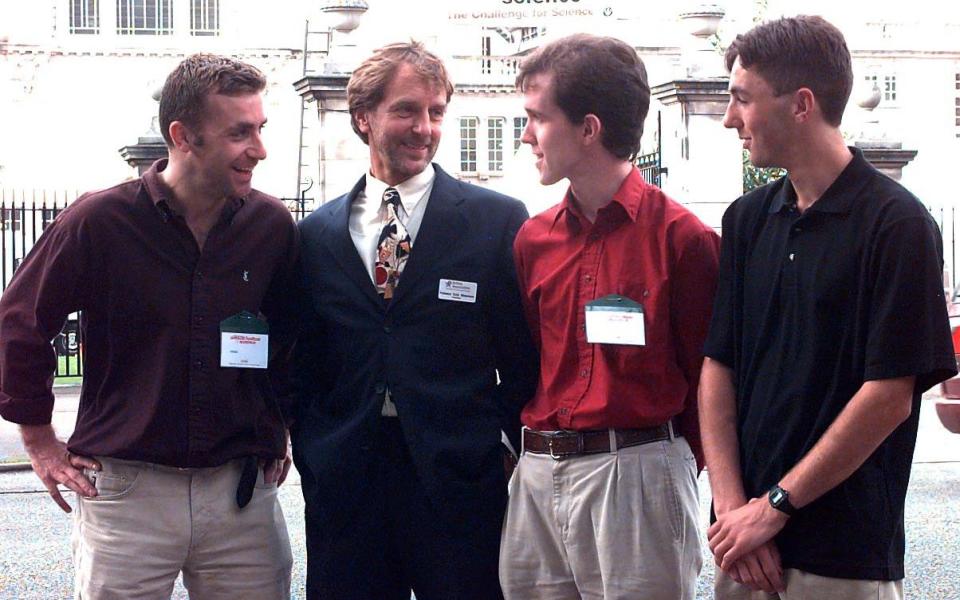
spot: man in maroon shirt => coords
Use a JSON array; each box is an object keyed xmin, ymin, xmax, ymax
[
  {"xmin": 0, "ymin": 55, "xmax": 297, "ymax": 598},
  {"xmin": 500, "ymin": 34, "xmax": 720, "ymax": 599}
]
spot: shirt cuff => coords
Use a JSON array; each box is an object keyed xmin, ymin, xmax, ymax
[{"xmin": 0, "ymin": 390, "xmax": 56, "ymax": 426}]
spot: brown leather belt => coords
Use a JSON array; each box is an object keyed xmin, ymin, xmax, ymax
[{"xmin": 523, "ymin": 422, "xmax": 678, "ymax": 460}]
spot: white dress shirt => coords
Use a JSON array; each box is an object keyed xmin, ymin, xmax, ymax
[
  {"xmin": 349, "ymin": 165, "xmax": 435, "ymax": 416},
  {"xmin": 349, "ymin": 164, "xmax": 435, "ymax": 286}
]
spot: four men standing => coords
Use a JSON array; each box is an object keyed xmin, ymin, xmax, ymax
[{"xmin": 0, "ymin": 18, "xmax": 953, "ymax": 600}]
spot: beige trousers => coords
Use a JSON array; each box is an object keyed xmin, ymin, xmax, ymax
[
  {"xmin": 72, "ymin": 456, "xmax": 292, "ymax": 600},
  {"xmin": 715, "ymin": 567, "xmax": 904, "ymax": 600},
  {"xmin": 499, "ymin": 434, "xmax": 703, "ymax": 600}
]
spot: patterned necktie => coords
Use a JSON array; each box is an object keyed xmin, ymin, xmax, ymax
[{"xmin": 374, "ymin": 187, "xmax": 411, "ymax": 299}]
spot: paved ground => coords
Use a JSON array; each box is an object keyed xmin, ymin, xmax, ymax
[{"xmin": 1, "ymin": 386, "xmax": 958, "ymax": 599}]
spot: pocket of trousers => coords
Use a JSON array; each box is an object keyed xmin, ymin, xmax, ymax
[{"xmin": 84, "ymin": 468, "xmax": 141, "ymax": 501}]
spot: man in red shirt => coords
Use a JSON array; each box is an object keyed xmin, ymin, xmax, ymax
[{"xmin": 501, "ymin": 34, "xmax": 720, "ymax": 600}]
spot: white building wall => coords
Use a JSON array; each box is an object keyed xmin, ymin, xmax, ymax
[{"xmin": 1, "ymin": 0, "xmax": 959, "ymax": 213}]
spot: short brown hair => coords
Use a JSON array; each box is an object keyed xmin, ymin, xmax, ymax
[
  {"xmin": 347, "ymin": 41, "xmax": 454, "ymax": 144},
  {"xmin": 516, "ymin": 34, "xmax": 650, "ymax": 161},
  {"xmin": 159, "ymin": 53, "xmax": 266, "ymax": 146},
  {"xmin": 725, "ymin": 15, "xmax": 852, "ymax": 126}
]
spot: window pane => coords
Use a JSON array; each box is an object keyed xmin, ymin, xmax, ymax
[
  {"xmin": 117, "ymin": 0, "xmax": 172, "ymax": 35},
  {"xmin": 70, "ymin": 0, "xmax": 99, "ymax": 34}
]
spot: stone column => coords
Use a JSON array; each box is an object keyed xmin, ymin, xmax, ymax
[
  {"xmin": 292, "ymin": 0, "xmax": 370, "ymax": 207},
  {"xmin": 853, "ymin": 83, "xmax": 917, "ymax": 181},
  {"xmin": 118, "ymin": 88, "xmax": 168, "ymax": 175},
  {"xmin": 651, "ymin": 5, "xmax": 741, "ymax": 229}
]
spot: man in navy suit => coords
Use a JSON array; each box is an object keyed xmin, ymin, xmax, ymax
[{"xmin": 291, "ymin": 41, "xmax": 538, "ymax": 600}]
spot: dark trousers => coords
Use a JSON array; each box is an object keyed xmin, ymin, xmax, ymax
[{"xmin": 304, "ymin": 418, "xmax": 505, "ymax": 600}]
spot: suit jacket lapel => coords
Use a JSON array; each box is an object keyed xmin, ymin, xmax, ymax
[
  {"xmin": 391, "ymin": 166, "xmax": 468, "ymax": 304},
  {"xmin": 320, "ymin": 175, "xmax": 384, "ymax": 309}
]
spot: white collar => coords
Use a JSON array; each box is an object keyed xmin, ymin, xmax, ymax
[{"xmin": 364, "ymin": 164, "xmax": 436, "ymax": 215}]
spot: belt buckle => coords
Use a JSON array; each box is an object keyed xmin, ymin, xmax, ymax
[{"xmin": 548, "ymin": 432, "xmax": 582, "ymax": 460}]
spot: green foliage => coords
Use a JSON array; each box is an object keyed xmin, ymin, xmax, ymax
[{"xmin": 742, "ymin": 150, "xmax": 786, "ymax": 192}]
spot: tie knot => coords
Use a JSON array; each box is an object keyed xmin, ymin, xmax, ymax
[{"xmin": 382, "ymin": 187, "xmax": 400, "ymax": 209}]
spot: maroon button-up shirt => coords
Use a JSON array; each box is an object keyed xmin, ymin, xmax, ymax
[
  {"xmin": 513, "ymin": 167, "xmax": 719, "ymax": 468},
  {"xmin": 0, "ymin": 160, "xmax": 299, "ymax": 467}
]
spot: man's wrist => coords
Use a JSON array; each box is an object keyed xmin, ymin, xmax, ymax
[
  {"xmin": 767, "ymin": 484, "xmax": 797, "ymax": 517},
  {"xmin": 19, "ymin": 423, "xmax": 57, "ymax": 447}
]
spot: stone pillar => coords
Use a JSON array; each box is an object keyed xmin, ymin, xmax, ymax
[
  {"xmin": 650, "ymin": 5, "xmax": 741, "ymax": 229},
  {"xmin": 853, "ymin": 83, "xmax": 917, "ymax": 181},
  {"xmin": 292, "ymin": 0, "xmax": 370, "ymax": 206},
  {"xmin": 118, "ymin": 88, "xmax": 167, "ymax": 175},
  {"xmin": 294, "ymin": 74, "xmax": 367, "ymax": 206}
]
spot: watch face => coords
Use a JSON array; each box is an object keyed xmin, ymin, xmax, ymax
[{"xmin": 770, "ymin": 489, "xmax": 785, "ymax": 505}]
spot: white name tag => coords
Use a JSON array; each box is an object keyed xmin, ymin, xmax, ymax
[
  {"xmin": 438, "ymin": 278, "xmax": 478, "ymax": 303},
  {"xmin": 220, "ymin": 332, "xmax": 269, "ymax": 368},
  {"xmin": 219, "ymin": 311, "xmax": 269, "ymax": 369},
  {"xmin": 585, "ymin": 295, "xmax": 645, "ymax": 346}
]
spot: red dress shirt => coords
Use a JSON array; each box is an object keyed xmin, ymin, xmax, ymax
[{"xmin": 513, "ymin": 167, "xmax": 719, "ymax": 468}]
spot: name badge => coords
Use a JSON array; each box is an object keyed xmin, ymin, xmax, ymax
[
  {"xmin": 585, "ymin": 294, "xmax": 645, "ymax": 346},
  {"xmin": 220, "ymin": 311, "xmax": 269, "ymax": 369},
  {"xmin": 438, "ymin": 278, "xmax": 478, "ymax": 303}
]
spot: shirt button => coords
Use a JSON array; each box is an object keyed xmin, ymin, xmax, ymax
[
  {"xmin": 374, "ymin": 383, "xmax": 386, "ymax": 395},
  {"xmin": 195, "ymin": 271, "xmax": 203, "ymax": 279},
  {"xmin": 789, "ymin": 253, "xmax": 795, "ymax": 261},
  {"xmin": 580, "ymin": 369, "xmax": 589, "ymax": 378},
  {"xmin": 194, "ymin": 359, "xmax": 203, "ymax": 368},
  {"xmin": 584, "ymin": 275, "xmax": 592, "ymax": 282},
  {"xmin": 383, "ymin": 325, "xmax": 392, "ymax": 334}
]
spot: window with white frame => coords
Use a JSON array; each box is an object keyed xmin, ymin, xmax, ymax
[
  {"xmin": 117, "ymin": 0, "xmax": 173, "ymax": 35},
  {"xmin": 864, "ymin": 73, "xmax": 897, "ymax": 104},
  {"xmin": 487, "ymin": 117, "xmax": 505, "ymax": 172},
  {"xmin": 70, "ymin": 0, "xmax": 99, "ymax": 34},
  {"xmin": 513, "ymin": 116, "xmax": 527, "ymax": 151},
  {"xmin": 460, "ymin": 117, "xmax": 478, "ymax": 173},
  {"xmin": 191, "ymin": 0, "xmax": 218, "ymax": 36}
]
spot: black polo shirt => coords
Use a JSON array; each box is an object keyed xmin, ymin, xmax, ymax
[{"xmin": 704, "ymin": 148, "xmax": 956, "ymax": 580}]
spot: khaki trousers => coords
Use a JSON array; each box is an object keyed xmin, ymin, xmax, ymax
[
  {"xmin": 715, "ymin": 567, "xmax": 904, "ymax": 600},
  {"xmin": 72, "ymin": 456, "xmax": 292, "ymax": 600},
  {"xmin": 499, "ymin": 434, "xmax": 703, "ymax": 600}
]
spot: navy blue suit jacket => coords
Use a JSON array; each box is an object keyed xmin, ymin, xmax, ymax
[{"xmin": 291, "ymin": 165, "xmax": 538, "ymax": 531}]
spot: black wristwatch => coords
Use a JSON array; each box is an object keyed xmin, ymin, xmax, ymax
[{"xmin": 768, "ymin": 484, "xmax": 797, "ymax": 517}]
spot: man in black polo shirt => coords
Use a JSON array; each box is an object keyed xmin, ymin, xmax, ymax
[{"xmin": 700, "ymin": 16, "xmax": 956, "ymax": 599}]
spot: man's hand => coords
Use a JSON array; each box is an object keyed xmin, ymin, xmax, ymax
[
  {"xmin": 708, "ymin": 496, "xmax": 788, "ymax": 571},
  {"xmin": 725, "ymin": 541, "xmax": 784, "ymax": 593},
  {"xmin": 263, "ymin": 431, "xmax": 292, "ymax": 486},
  {"xmin": 20, "ymin": 424, "xmax": 100, "ymax": 513}
]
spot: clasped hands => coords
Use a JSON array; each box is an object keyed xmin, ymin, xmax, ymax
[{"xmin": 707, "ymin": 496, "xmax": 790, "ymax": 594}]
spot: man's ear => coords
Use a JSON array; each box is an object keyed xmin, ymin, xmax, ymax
[
  {"xmin": 355, "ymin": 110, "xmax": 371, "ymax": 135},
  {"xmin": 582, "ymin": 113, "xmax": 602, "ymax": 145},
  {"xmin": 793, "ymin": 88, "xmax": 816, "ymax": 123},
  {"xmin": 169, "ymin": 121, "xmax": 193, "ymax": 152}
]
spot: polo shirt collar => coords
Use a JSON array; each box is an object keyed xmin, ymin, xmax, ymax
[
  {"xmin": 552, "ymin": 166, "xmax": 645, "ymax": 230},
  {"xmin": 769, "ymin": 147, "xmax": 871, "ymax": 215}
]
